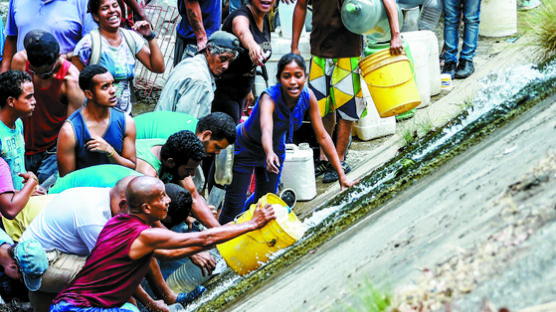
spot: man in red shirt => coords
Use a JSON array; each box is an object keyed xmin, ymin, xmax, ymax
[
  {"xmin": 11, "ymin": 30, "xmax": 84, "ymax": 186},
  {"xmin": 51, "ymin": 176, "xmax": 276, "ymax": 311}
]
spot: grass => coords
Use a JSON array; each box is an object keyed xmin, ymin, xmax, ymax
[
  {"xmin": 333, "ymin": 281, "xmax": 392, "ymax": 312},
  {"xmin": 522, "ymin": 0, "xmax": 556, "ymax": 63}
]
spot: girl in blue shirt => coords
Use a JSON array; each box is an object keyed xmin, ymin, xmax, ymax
[{"xmin": 220, "ymin": 53, "xmax": 358, "ymax": 224}]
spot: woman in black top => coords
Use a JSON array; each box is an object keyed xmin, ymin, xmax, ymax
[{"xmin": 212, "ymin": 0, "xmax": 274, "ymax": 124}]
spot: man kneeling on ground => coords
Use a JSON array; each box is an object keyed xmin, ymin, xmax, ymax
[{"xmin": 50, "ymin": 176, "xmax": 275, "ymax": 311}]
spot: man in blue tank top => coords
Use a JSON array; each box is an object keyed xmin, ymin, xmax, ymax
[{"xmin": 56, "ymin": 65, "xmax": 137, "ymax": 177}]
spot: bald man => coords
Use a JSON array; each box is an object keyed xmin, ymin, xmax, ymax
[{"xmin": 51, "ymin": 176, "xmax": 275, "ymax": 311}]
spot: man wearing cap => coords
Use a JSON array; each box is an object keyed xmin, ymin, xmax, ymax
[
  {"xmin": 56, "ymin": 64, "xmax": 137, "ymax": 177},
  {"xmin": 0, "ymin": 229, "xmax": 48, "ymax": 294},
  {"xmin": 154, "ymin": 31, "xmax": 242, "ymax": 119},
  {"xmin": 11, "ymin": 30, "xmax": 84, "ymax": 185},
  {"xmin": 1, "ymin": 0, "xmax": 97, "ymax": 73}
]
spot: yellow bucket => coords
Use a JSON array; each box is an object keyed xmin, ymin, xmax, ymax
[
  {"xmin": 359, "ymin": 49, "xmax": 421, "ymax": 117},
  {"xmin": 216, "ymin": 193, "xmax": 306, "ymax": 275}
]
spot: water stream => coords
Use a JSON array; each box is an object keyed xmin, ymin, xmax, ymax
[{"xmin": 186, "ymin": 60, "xmax": 556, "ymax": 311}]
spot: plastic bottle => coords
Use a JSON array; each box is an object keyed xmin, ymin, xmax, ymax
[
  {"xmin": 418, "ymin": 0, "xmax": 443, "ymax": 31},
  {"xmin": 341, "ymin": 0, "xmax": 403, "ymax": 42},
  {"xmin": 166, "ymin": 248, "xmax": 226, "ymax": 293},
  {"xmin": 214, "ymin": 144, "xmax": 234, "ymax": 186}
]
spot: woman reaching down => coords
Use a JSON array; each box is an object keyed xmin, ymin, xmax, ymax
[{"xmin": 219, "ymin": 53, "xmax": 358, "ymax": 224}]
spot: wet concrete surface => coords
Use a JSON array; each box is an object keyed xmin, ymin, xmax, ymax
[{"xmin": 223, "ymin": 85, "xmax": 556, "ymax": 312}]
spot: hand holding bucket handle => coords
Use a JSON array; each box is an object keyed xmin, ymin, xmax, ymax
[{"xmin": 250, "ymin": 203, "xmax": 276, "ymax": 230}]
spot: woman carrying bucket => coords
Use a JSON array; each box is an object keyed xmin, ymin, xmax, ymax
[{"xmin": 219, "ymin": 53, "xmax": 358, "ymax": 224}]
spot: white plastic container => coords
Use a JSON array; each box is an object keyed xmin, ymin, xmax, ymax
[
  {"xmin": 355, "ymin": 81, "xmax": 396, "ymax": 141},
  {"xmin": 479, "ymin": 0, "xmax": 517, "ymax": 37},
  {"xmin": 401, "ymin": 30, "xmax": 441, "ymax": 96},
  {"xmin": 280, "ymin": 143, "xmax": 316, "ymax": 201},
  {"xmin": 408, "ymin": 39, "xmax": 431, "ymax": 107},
  {"xmin": 278, "ymin": 1, "xmax": 305, "ymax": 39}
]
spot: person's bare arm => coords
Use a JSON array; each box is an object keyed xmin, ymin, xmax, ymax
[
  {"xmin": 71, "ymin": 55, "xmax": 86, "ymax": 71},
  {"xmin": 184, "ymin": 0, "xmax": 207, "ymax": 50},
  {"xmin": 134, "ymin": 285, "xmax": 169, "ymax": 312},
  {"xmin": 232, "ymin": 16, "xmax": 265, "ymax": 66},
  {"xmin": 258, "ymin": 94, "xmax": 279, "ymax": 174},
  {"xmin": 62, "ymin": 65, "xmax": 85, "ymax": 116},
  {"xmin": 10, "ymin": 51, "xmax": 26, "ymax": 71},
  {"xmin": 136, "ymin": 158, "xmax": 158, "ymax": 177},
  {"xmin": 57, "ymin": 121, "xmax": 78, "ymax": 177},
  {"xmin": 0, "ymin": 172, "xmax": 39, "ymax": 220},
  {"xmin": 308, "ymin": 90, "xmax": 357, "ymax": 190},
  {"xmin": 130, "ymin": 204, "xmax": 275, "ymax": 259},
  {"xmin": 180, "ymin": 176, "xmax": 220, "ymax": 228},
  {"xmin": 1, "ymin": 36, "xmax": 17, "ymax": 72},
  {"xmin": 290, "ymin": 0, "xmax": 308, "ymax": 55},
  {"xmin": 122, "ymin": 0, "xmax": 150, "ymax": 22},
  {"xmin": 133, "ymin": 21, "xmax": 165, "ymax": 73},
  {"xmin": 97, "ymin": 114, "xmax": 137, "ymax": 169},
  {"xmin": 382, "ymin": 0, "xmax": 403, "ymax": 55}
]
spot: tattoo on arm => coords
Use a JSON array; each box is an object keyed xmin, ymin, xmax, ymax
[{"xmin": 187, "ymin": 8, "xmax": 203, "ymax": 32}]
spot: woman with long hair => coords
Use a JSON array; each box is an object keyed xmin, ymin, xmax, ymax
[{"xmin": 219, "ymin": 53, "xmax": 358, "ymax": 224}]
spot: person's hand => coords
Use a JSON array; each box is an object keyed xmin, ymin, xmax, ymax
[
  {"xmin": 85, "ymin": 136, "xmax": 116, "ymax": 156},
  {"xmin": 339, "ymin": 175, "xmax": 360, "ymax": 191},
  {"xmin": 249, "ymin": 44, "xmax": 266, "ymax": 67},
  {"xmin": 146, "ymin": 299, "xmax": 169, "ymax": 312},
  {"xmin": 189, "ymin": 251, "xmax": 216, "ymax": 276},
  {"xmin": 197, "ymin": 35, "xmax": 208, "ymax": 51},
  {"xmin": 182, "ymin": 176, "xmax": 197, "ymax": 194},
  {"xmin": 265, "ymin": 151, "xmax": 280, "ymax": 174},
  {"xmin": 32, "ymin": 186, "xmax": 47, "ymax": 196},
  {"xmin": 389, "ymin": 34, "xmax": 403, "ymax": 55},
  {"xmin": 244, "ymin": 91, "xmax": 255, "ymax": 109},
  {"xmin": 250, "ymin": 203, "xmax": 276, "ymax": 229},
  {"xmin": 132, "ymin": 20, "xmax": 153, "ymax": 37},
  {"xmin": 19, "ymin": 171, "xmax": 38, "ymax": 185}
]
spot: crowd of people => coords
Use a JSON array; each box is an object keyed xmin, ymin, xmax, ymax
[{"xmin": 0, "ymin": 0, "xmax": 496, "ymax": 310}]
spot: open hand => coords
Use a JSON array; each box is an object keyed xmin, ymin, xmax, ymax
[
  {"xmin": 189, "ymin": 251, "xmax": 216, "ymax": 276},
  {"xmin": 339, "ymin": 176, "xmax": 360, "ymax": 191}
]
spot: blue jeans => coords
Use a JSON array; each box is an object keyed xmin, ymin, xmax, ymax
[
  {"xmin": 219, "ymin": 162, "xmax": 282, "ymax": 225},
  {"xmin": 25, "ymin": 146, "xmax": 58, "ymax": 184},
  {"xmin": 443, "ymin": 0, "xmax": 482, "ymax": 63}
]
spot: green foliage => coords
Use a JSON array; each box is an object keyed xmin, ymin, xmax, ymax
[
  {"xmin": 338, "ymin": 282, "xmax": 391, "ymax": 312},
  {"xmin": 523, "ymin": 0, "xmax": 556, "ymax": 63}
]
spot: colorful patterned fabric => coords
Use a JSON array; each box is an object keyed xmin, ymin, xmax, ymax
[{"xmin": 308, "ymin": 56, "xmax": 365, "ymax": 120}]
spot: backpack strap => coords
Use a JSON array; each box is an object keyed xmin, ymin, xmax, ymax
[
  {"xmin": 120, "ymin": 28, "xmax": 138, "ymax": 57},
  {"xmin": 89, "ymin": 29, "xmax": 101, "ymax": 65},
  {"xmin": 89, "ymin": 28, "xmax": 138, "ymax": 66}
]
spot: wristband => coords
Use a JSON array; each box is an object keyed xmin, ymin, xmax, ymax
[
  {"xmin": 144, "ymin": 31, "xmax": 157, "ymax": 41},
  {"xmin": 107, "ymin": 150, "xmax": 116, "ymax": 158}
]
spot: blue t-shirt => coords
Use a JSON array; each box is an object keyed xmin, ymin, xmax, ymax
[
  {"xmin": 0, "ymin": 119, "xmax": 26, "ymax": 190},
  {"xmin": 177, "ymin": 0, "xmax": 221, "ymax": 40},
  {"xmin": 5, "ymin": 0, "xmax": 97, "ymax": 54}
]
